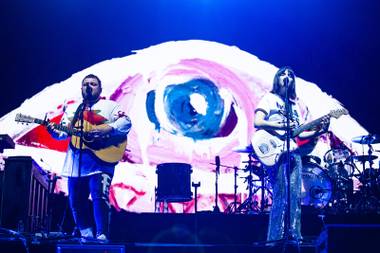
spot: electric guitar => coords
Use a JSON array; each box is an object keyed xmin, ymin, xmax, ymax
[
  {"xmin": 15, "ymin": 113, "xmax": 128, "ymax": 165},
  {"xmin": 251, "ymin": 108, "xmax": 348, "ymax": 166}
]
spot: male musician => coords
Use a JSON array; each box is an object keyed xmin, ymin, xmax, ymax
[
  {"xmin": 47, "ymin": 74, "xmax": 131, "ymax": 242},
  {"xmin": 254, "ymin": 67, "xmax": 329, "ymax": 242}
]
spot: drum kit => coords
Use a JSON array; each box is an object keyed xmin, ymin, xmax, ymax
[{"xmin": 230, "ymin": 133, "xmax": 380, "ymax": 214}]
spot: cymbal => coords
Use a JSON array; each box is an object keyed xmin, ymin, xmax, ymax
[
  {"xmin": 352, "ymin": 134, "xmax": 380, "ymax": 144},
  {"xmin": 234, "ymin": 145, "xmax": 255, "ymax": 154},
  {"xmin": 351, "ymin": 155, "xmax": 378, "ymax": 163}
]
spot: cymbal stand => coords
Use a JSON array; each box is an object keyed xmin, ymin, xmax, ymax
[
  {"xmin": 251, "ymin": 167, "xmax": 271, "ymax": 213},
  {"xmin": 355, "ymin": 143, "xmax": 379, "ymax": 212},
  {"xmin": 213, "ymin": 156, "xmax": 221, "ymax": 213},
  {"xmin": 236, "ymin": 153, "xmax": 260, "ymax": 213},
  {"xmin": 233, "ymin": 166, "xmax": 238, "ymax": 212},
  {"xmin": 192, "ymin": 182, "xmax": 201, "ymax": 213},
  {"xmin": 367, "ymin": 143, "xmax": 375, "ymax": 175}
]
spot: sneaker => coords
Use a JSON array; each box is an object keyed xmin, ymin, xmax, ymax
[
  {"xmin": 96, "ymin": 234, "xmax": 109, "ymax": 243},
  {"xmin": 80, "ymin": 228, "xmax": 94, "ymax": 238}
]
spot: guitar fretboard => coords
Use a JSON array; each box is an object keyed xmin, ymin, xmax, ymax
[{"xmin": 32, "ymin": 118, "xmax": 79, "ymax": 136}]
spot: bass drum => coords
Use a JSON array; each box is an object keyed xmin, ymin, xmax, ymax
[
  {"xmin": 156, "ymin": 163, "xmax": 193, "ymax": 202},
  {"xmin": 302, "ymin": 162, "xmax": 332, "ymax": 208}
]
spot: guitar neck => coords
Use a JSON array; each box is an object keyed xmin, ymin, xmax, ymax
[
  {"xmin": 292, "ymin": 114, "xmax": 329, "ymax": 137},
  {"xmin": 33, "ymin": 118, "xmax": 77, "ymax": 136}
]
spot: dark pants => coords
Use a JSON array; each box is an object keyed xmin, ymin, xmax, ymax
[{"xmin": 68, "ymin": 173, "xmax": 112, "ymax": 237}]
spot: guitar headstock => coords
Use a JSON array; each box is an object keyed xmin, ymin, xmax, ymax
[
  {"xmin": 329, "ymin": 108, "xmax": 349, "ymax": 119},
  {"xmin": 15, "ymin": 113, "xmax": 35, "ymax": 124}
]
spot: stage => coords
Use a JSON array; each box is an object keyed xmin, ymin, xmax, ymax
[
  {"xmin": 2, "ymin": 2, "xmax": 380, "ymax": 252},
  {"xmin": 1, "ymin": 208, "xmax": 380, "ymax": 253}
]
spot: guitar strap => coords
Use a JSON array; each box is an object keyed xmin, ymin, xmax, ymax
[{"xmin": 70, "ymin": 102, "xmax": 85, "ymax": 127}]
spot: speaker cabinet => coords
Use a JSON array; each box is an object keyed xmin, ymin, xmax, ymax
[
  {"xmin": 316, "ymin": 224, "xmax": 380, "ymax": 253},
  {"xmin": 0, "ymin": 156, "xmax": 49, "ymax": 233}
]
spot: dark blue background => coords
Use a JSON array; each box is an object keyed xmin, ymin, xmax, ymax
[{"xmin": 1, "ymin": 0, "xmax": 379, "ymax": 134}]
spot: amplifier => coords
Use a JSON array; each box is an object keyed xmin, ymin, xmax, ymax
[
  {"xmin": 316, "ymin": 224, "xmax": 380, "ymax": 253},
  {"xmin": 0, "ymin": 156, "xmax": 50, "ymax": 233}
]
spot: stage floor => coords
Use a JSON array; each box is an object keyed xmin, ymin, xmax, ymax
[{"xmin": 1, "ymin": 209, "xmax": 380, "ymax": 253}]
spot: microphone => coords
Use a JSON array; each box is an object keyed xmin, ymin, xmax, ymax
[
  {"xmin": 85, "ymin": 85, "xmax": 92, "ymax": 94},
  {"xmin": 283, "ymin": 76, "xmax": 289, "ymax": 87}
]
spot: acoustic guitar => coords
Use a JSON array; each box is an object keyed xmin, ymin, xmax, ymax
[{"xmin": 15, "ymin": 113, "xmax": 127, "ymax": 165}]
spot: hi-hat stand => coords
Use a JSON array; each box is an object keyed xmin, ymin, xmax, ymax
[{"xmin": 237, "ymin": 153, "xmax": 271, "ymax": 213}]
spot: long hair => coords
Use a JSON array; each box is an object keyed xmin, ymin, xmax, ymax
[{"xmin": 271, "ymin": 66, "xmax": 297, "ymax": 101}]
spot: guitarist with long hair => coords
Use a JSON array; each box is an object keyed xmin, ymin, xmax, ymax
[
  {"xmin": 46, "ymin": 74, "xmax": 132, "ymax": 242},
  {"xmin": 253, "ymin": 67, "xmax": 330, "ymax": 243}
]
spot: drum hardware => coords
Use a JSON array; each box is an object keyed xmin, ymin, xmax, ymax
[
  {"xmin": 223, "ymin": 166, "xmax": 242, "ymax": 214},
  {"xmin": 323, "ymin": 148, "xmax": 351, "ymax": 166},
  {"xmin": 209, "ymin": 159, "xmax": 237, "ymax": 214},
  {"xmin": 319, "ymin": 147, "xmax": 356, "ymax": 213},
  {"xmin": 233, "ymin": 166, "xmax": 239, "ymax": 212},
  {"xmin": 352, "ymin": 134, "xmax": 380, "ymax": 145},
  {"xmin": 236, "ymin": 153, "xmax": 256, "ymax": 213},
  {"xmin": 191, "ymin": 181, "xmax": 201, "ymax": 213},
  {"xmin": 301, "ymin": 161, "xmax": 332, "ymax": 208},
  {"xmin": 302, "ymin": 156, "xmax": 353, "ymax": 212},
  {"xmin": 349, "ymin": 134, "xmax": 380, "ymax": 213},
  {"xmin": 236, "ymin": 153, "xmax": 271, "ymax": 213},
  {"xmin": 351, "ymin": 155, "xmax": 378, "ymax": 163},
  {"xmin": 155, "ymin": 163, "xmax": 192, "ymax": 213},
  {"xmin": 351, "ymin": 134, "xmax": 378, "ymax": 182},
  {"xmin": 213, "ymin": 156, "xmax": 221, "ymax": 213},
  {"xmin": 302, "ymin": 155, "xmax": 322, "ymax": 166},
  {"xmin": 327, "ymin": 161, "xmax": 355, "ymax": 180}
]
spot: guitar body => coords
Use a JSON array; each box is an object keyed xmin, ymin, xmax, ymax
[
  {"xmin": 70, "ymin": 123, "xmax": 127, "ymax": 164},
  {"xmin": 70, "ymin": 136, "xmax": 127, "ymax": 164},
  {"xmin": 251, "ymin": 129, "xmax": 298, "ymax": 166}
]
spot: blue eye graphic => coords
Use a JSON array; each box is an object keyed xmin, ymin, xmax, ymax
[{"xmin": 146, "ymin": 78, "xmax": 237, "ymax": 140}]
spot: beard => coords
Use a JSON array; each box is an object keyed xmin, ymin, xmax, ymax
[{"xmin": 82, "ymin": 90, "xmax": 100, "ymax": 102}]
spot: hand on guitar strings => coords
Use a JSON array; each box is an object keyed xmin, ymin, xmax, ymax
[
  {"xmin": 84, "ymin": 125, "xmax": 114, "ymax": 143},
  {"xmin": 310, "ymin": 116, "xmax": 330, "ymax": 134},
  {"xmin": 46, "ymin": 122, "xmax": 64, "ymax": 138}
]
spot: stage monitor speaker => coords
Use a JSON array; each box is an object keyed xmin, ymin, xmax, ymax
[
  {"xmin": 56, "ymin": 244, "xmax": 125, "ymax": 253},
  {"xmin": 316, "ymin": 224, "xmax": 380, "ymax": 253},
  {"xmin": 0, "ymin": 156, "xmax": 49, "ymax": 233}
]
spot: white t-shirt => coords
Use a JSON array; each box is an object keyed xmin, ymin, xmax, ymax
[
  {"xmin": 255, "ymin": 92, "xmax": 306, "ymax": 137},
  {"xmin": 58, "ymin": 99, "xmax": 131, "ymax": 177}
]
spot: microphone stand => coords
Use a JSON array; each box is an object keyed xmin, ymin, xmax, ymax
[
  {"xmin": 78, "ymin": 103, "xmax": 86, "ymax": 177},
  {"xmin": 233, "ymin": 166, "xmax": 238, "ymax": 212},
  {"xmin": 283, "ymin": 78, "xmax": 296, "ymax": 248},
  {"xmin": 213, "ymin": 156, "xmax": 220, "ymax": 213},
  {"xmin": 254, "ymin": 77, "xmax": 300, "ymax": 249}
]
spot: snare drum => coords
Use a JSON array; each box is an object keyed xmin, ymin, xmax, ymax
[{"xmin": 324, "ymin": 148, "xmax": 351, "ymax": 166}]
